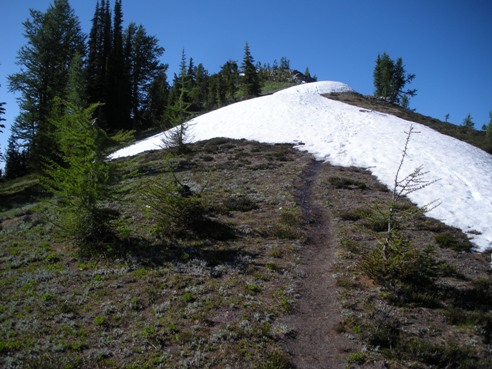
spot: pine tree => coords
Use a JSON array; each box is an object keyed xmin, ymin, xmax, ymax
[
  {"xmin": 486, "ymin": 112, "xmax": 492, "ymax": 143},
  {"xmin": 373, "ymin": 52, "xmax": 416, "ymax": 105},
  {"xmin": 4, "ymin": 136, "xmax": 29, "ymax": 180},
  {"xmin": 87, "ymin": 0, "xmax": 113, "ymax": 130},
  {"xmin": 8, "ymin": 0, "xmax": 85, "ymax": 169},
  {"xmin": 143, "ymin": 70, "xmax": 169, "ymax": 129},
  {"xmin": 67, "ymin": 52, "xmax": 87, "ymax": 108},
  {"xmin": 106, "ymin": 0, "xmax": 131, "ymax": 131},
  {"xmin": 124, "ymin": 22, "xmax": 166, "ymax": 130},
  {"xmin": 240, "ymin": 42, "xmax": 261, "ymax": 99},
  {"xmin": 191, "ymin": 63, "xmax": 210, "ymax": 111},
  {"xmin": 462, "ymin": 113, "xmax": 474, "ymax": 132},
  {"xmin": 217, "ymin": 60, "xmax": 239, "ymax": 106}
]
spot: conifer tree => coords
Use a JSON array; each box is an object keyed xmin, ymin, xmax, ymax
[
  {"xmin": 215, "ymin": 60, "xmax": 239, "ymax": 106},
  {"xmin": 486, "ymin": 112, "xmax": 492, "ymax": 143},
  {"xmin": 87, "ymin": 0, "xmax": 114, "ymax": 130},
  {"xmin": 106, "ymin": 0, "xmax": 131, "ymax": 131},
  {"xmin": 4, "ymin": 136, "xmax": 29, "ymax": 180},
  {"xmin": 0, "ymin": 99, "xmax": 6, "ymax": 163},
  {"xmin": 67, "ymin": 52, "xmax": 87, "ymax": 108},
  {"xmin": 240, "ymin": 42, "xmax": 261, "ymax": 99},
  {"xmin": 124, "ymin": 22, "xmax": 166, "ymax": 130},
  {"xmin": 143, "ymin": 70, "xmax": 169, "ymax": 129},
  {"xmin": 8, "ymin": 0, "xmax": 85, "ymax": 169},
  {"xmin": 43, "ymin": 102, "xmax": 125, "ymax": 252},
  {"xmin": 373, "ymin": 52, "xmax": 416, "ymax": 105},
  {"xmin": 462, "ymin": 113, "xmax": 474, "ymax": 131}
]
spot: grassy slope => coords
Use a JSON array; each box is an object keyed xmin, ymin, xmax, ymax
[{"xmin": 0, "ymin": 96, "xmax": 491, "ymax": 368}]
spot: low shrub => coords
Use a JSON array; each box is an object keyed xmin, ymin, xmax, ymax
[
  {"xmin": 328, "ymin": 176, "xmax": 367, "ymax": 190},
  {"xmin": 360, "ymin": 236, "xmax": 438, "ymax": 305},
  {"xmin": 435, "ymin": 231, "xmax": 472, "ymax": 252}
]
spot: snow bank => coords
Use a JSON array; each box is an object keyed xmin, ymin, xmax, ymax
[{"xmin": 111, "ymin": 81, "xmax": 492, "ymax": 251}]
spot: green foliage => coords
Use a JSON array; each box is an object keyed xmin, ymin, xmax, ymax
[
  {"xmin": 240, "ymin": 42, "xmax": 261, "ymax": 99},
  {"xmin": 8, "ymin": 0, "xmax": 86, "ymax": 168},
  {"xmin": 347, "ymin": 351, "xmax": 367, "ymax": 364},
  {"xmin": 486, "ymin": 112, "xmax": 492, "ymax": 142},
  {"xmin": 373, "ymin": 52, "xmax": 416, "ymax": 105},
  {"xmin": 261, "ymin": 350, "xmax": 290, "ymax": 369},
  {"xmin": 142, "ymin": 175, "xmax": 208, "ymax": 240},
  {"xmin": 328, "ymin": 176, "xmax": 367, "ymax": 190},
  {"xmin": 434, "ymin": 231, "xmax": 472, "ymax": 252},
  {"xmin": 462, "ymin": 113, "xmax": 475, "ymax": 131},
  {"xmin": 361, "ymin": 236, "xmax": 438, "ymax": 304},
  {"xmin": 42, "ymin": 102, "xmax": 121, "ymax": 252}
]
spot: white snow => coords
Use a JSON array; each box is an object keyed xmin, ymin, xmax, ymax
[{"xmin": 111, "ymin": 81, "xmax": 492, "ymax": 252}]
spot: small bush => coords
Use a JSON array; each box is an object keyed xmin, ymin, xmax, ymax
[
  {"xmin": 223, "ymin": 195, "xmax": 259, "ymax": 212},
  {"xmin": 143, "ymin": 178, "xmax": 209, "ymax": 240},
  {"xmin": 360, "ymin": 236, "xmax": 438, "ymax": 304},
  {"xmin": 363, "ymin": 309, "xmax": 401, "ymax": 349},
  {"xmin": 347, "ymin": 351, "xmax": 367, "ymax": 364},
  {"xmin": 261, "ymin": 350, "xmax": 290, "ymax": 369},
  {"xmin": 328, "ymin": 176, "xmax": 367, "ymax": 190},
  {"xmin": 435, "ymin": 231, "xmax": 472, "ymax": 252}
]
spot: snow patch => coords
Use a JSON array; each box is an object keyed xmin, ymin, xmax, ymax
[{"xmin": 111, "ymin": 81, "xmax": 492, "ymax": 252}]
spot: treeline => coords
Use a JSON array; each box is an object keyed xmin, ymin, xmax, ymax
[{"xmin": 2, "ymin": 0, "xmax": 315, "ymax": 180}]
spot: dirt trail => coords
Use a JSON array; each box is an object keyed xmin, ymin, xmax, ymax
[{"xmin": 283, "ymin": 160, "xmax": 352, "ymax": 369}]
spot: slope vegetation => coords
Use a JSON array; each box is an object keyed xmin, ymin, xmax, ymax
[{"xmin": 1, "ymin": 138, "xmax": 491, "ymax": 368}]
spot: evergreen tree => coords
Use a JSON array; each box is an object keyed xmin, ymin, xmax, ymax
[
  {"xmin": 143, "ymin": 70, "xmax": 170, "ymax": 129},
  {"xmin": 240, "ymin": 42, "xmax": 260, "ymax": 99},
  {"xmin": 167, "ymin": 50, "xmax": 194, "ymax": 127},
  {"xmin": 486, "ymin": 112, "xmax": 492, "ymax": 143},
  {"xmin": 87, "ymin": 0, "xmax": 113, "ymax": 130},
  {"xmin": 8, "ymin": 0, "xmax": 85, "ymax": 169},
  {"xmin": 462, "ymin": 113, "xmax": 474, "ymax": 131},
  {"xmin": 66, "ymin": 52, "xmax": 87, "ymax": 108},
  {"xmin": 106, "ymin": 0, "xmax": 131, "ymax": 131},
  {"xmin": 124, "ymin": 22, "xmax": 166, "ymax": 130},
  {"xmin": 0, "ymin": 102, "xmax": 5, "ymax": 133},
  {"xmin": 43, "ymin": 102, "xmax": 125, "ymax": 252},
  {"xmin": 167, "ymin": 50, "xmax": 193, "ymax": 121},
  {"xmin": 373, "ymin": 52, "xmax": 416, "ymax": 105},
  {"xmin": 0, "ymin": 99, "xmax": 6, "ymax": 163},
  {"xmin": 4, "ymin": 136, "xmax": 30, "ymax": 180},
  {"xmin": 216, "ymin": 60, "xmax": 239, "ymax": 106}
]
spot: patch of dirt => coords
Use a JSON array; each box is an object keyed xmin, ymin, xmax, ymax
[{"xmin": 283, "ymin": 160, "xmax": 354, "ymax": 368}]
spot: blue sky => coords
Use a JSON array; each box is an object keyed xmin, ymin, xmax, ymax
[{"xmin": 1, "ymin": 0, "xmax": 491, "ymax": 158}]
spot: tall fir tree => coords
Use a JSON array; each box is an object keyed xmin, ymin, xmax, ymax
[
  {"xmin": 240, "ymin": 42, "xmax": 261, "ymax": 99},
  {"xmin": 106, "ymin": 0, "xmax": 131, "ymax": 131},
  {"xmin": 87, "ymin": 0, "xmax": 113, "ymax": 130},
  {"xmin": 124, "ymin": 22, "xmax": 166, "ymax": 130},
  {"xmin": 4, "ymin": 136, "xmax": 30, "ymax": 180},
  {"xmin": 143, "ymin": 70, "xmax": 169, "ymax": 129},
  {"xmin": 8, "ymin": 0, "xmax": 86, "ymax": 169}
]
